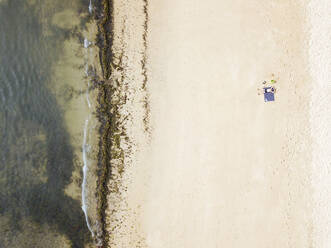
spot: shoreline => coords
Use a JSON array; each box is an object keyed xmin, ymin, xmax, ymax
[
  {"xmin": 94, "ymin": 0, "xmax": 150, "ymax": 247},
  {"xmin": 93, "ymin": 0, "xmax": 114, "ymax": 246},
  {"xmin": 80, "ymin": 17, "xmax": 103, "ymax": 243},
  {"xmin": 50, "ymin": 3, "xmax": 103, "ymax": 246}
]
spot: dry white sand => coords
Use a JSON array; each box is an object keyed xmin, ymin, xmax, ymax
[
  {"xmin": 108, "ymin": 0, "xmax": 331, "ymax": 247},
  {"xmin": 309, "ymin": 0, "xmax": 331, "ymax": 246}
]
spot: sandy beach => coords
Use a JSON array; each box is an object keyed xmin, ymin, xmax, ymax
[{"xmin": 105, "ymin": 0, "xmax": 331, "ymax": 247}]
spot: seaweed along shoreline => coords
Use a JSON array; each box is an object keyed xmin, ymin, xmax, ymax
[
  {"xmin": 93, "ymin": 0, "xmax": 151, "ymax": 246},
  {"xmin": 93, "ymin": 0, "xmax": 115, "ymax": 247}
]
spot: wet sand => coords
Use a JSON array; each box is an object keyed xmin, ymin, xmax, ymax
[{"xmin": 105, "ymin": 0, "xmax": 329, "ymax": 247}]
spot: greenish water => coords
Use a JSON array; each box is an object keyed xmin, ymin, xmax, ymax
[{"xmin": 0, "ymin": 0, "xmax": 95, "ymax": 247}]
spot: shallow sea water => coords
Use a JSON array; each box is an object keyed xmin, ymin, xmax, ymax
[{"xmin": 0, "ymin": 0, "xmax": 99, "ymax": 247}]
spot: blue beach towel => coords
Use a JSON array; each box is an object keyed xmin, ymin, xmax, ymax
[{"xmin": 263, "ymin": 87, "xmax": 275, "ymax": 102}]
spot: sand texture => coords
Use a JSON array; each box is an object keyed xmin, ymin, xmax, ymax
[{"xmin": 104, "ymin": 0, "xmax": 331, "ymax": 247}]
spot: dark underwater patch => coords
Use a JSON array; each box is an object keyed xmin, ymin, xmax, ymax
[{"xmin": 0, "ymin": 0, "xmax": 92, "ymax": 247}]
